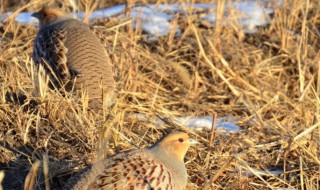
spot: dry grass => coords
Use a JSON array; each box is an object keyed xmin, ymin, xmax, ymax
[{"xmin": 0, "ymin": 0, "xmax": 320, "ymax": 189}]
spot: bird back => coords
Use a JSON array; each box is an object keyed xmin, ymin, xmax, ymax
[{"xmin": 33, "ymin": 18, "xmax": 115, "ymax": 112}]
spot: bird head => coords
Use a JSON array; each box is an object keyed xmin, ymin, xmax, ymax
[
  {"xmin": 32, "ymin": 7, "xmax": 68, "ymax": 28},
  {"xmin": 151, "ymin": 131, "xmax": 197, "ymax": 163}
]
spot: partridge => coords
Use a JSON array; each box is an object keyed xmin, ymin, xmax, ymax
[
  {"xmin": 32, "ymin": 7, "xmax": 115, "ymax": 112},
  {"xmin": 66, "ymin": 131, "xmax": 197, "ymax": 190}
]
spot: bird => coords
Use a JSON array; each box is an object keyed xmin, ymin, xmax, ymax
[
  {"xmin": 66, "ymin": 131, "xmax": 197, "ymax": 190},
  {"xmin": 32, "ymin": 7, "xmax": 115, "ymax": 113}
]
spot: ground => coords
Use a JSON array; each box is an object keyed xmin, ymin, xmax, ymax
[{"xmin": 0, "ymin": 0, "xmax": 319, "ymax": 190}]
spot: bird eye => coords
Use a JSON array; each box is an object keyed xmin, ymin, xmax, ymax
[{"xmin": 178, "ymin": 138, "xmax": 184, "ymax": 142}]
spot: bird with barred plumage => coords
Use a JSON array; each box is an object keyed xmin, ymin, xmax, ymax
[
  {"xmin": 32, "ymin": 7, "xmax": 115, "ymax": 113},
  {"xmin": 66, "ymin": 131, "xmax": 197, "ymax": 190}
]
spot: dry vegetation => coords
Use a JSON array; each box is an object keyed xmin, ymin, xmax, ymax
[{"xmin": 0, "ymin": 0, "xmax": 320, "ymax": 189}]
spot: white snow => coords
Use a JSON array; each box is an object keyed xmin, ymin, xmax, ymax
[
  {"xmin": 173, "ymin": 116, "xmax": 240, "ymax": 133},
  {"xmin": 0, "ymin": 1, "xmax": 281, "ymax": 36},
  {"xmin": 15, "ymin": 12, "xmax": 37, "ymax": 23},
  {"xmin": 230, "ymin": 1, "xmax": 274, "ymax": 32},
  {"xmin": 131, "ymin": 113, "xmax": 241, "ymax": 134},
  {"xmin": 87, "ymin": 4, "xmax": 125, "ymax": 19},
  {"xmin": 244, "ymin": 168, "xmax": 284, "ymax": 177},
  {"xmin": 129, "ymin": 6, "xmax": 176, "ymax": 36}
]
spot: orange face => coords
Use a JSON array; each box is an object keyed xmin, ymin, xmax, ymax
[
  {"xmin": 158, "ymin": 131, "xmax": 196, "ymax": 162},
  {"xmin": 32, "ymin": 7, "xmax": 67, "ymax": 27}
]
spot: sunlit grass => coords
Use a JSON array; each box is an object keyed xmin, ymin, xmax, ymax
[{"xmin": 0, "ymin": 0, "xmax": 319, "ymax": 189}]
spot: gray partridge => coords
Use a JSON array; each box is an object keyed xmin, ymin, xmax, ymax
[
  {"xmin": 32, "ymin": 7, "xmax": 115, "ymax": 112},
  {"xmin": 66, "ymin": 131, "xmax": 197, "ymax": 190}
]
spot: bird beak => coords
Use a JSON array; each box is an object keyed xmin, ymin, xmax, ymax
[
  {"xmin": 189, "ymin": 138, "xmax": 198, "ymax": 145},
  {"xmin": 31, "ymin": 12, "xmax": 39, "ymax": 18}
]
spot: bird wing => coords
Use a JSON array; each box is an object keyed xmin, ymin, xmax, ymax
[
  {"xmin": 87, "ymin": 151, "xmax": 169, "ymax": 190},
  {"xmin": 33, "ymin": 28, "xmax": 71, "ymax": 89},
  {"xmin": 67, "ymin": 150, "xmax": 176, "ymax": 190}
]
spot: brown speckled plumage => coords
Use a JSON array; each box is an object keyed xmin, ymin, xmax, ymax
[
  {"xmin": 32, "ymin": 7, "xmax": 115, "ymax": 112},
  {"xmin": 66, "ymin": 131, "xmax": 196, "ymax": 190}
]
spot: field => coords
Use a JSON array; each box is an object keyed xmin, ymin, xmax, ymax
[{"xmin": 0, "ymin": 0, "xmax": 319, "ymax": 189}]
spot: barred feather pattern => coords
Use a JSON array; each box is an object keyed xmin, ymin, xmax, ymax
[
  {"xmin": 66, "ymin": 132, "xmax": 191, "ymax": 190},
  {"xmin": 33, "ymin": 28, "xmax": 70, "ymax": 89},
  {"xmin": 69, "ymin": 151, "xmax": 178, "ymax": 190},
  {"xmin": 32, "ymin": 16, "xmax": 115, "ymax": 112}
]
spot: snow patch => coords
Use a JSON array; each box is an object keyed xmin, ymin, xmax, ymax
[
  {"xmin": 0, "ymin": 1, "xmax": 281, "ymax": 36},
  {"xmin": 132, "ymin": 113, "xmax": 241, "ymax": 134}
]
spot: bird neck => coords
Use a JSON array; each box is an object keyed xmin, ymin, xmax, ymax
[
  {"xmin": 149, "ymin": 145, "xmax": 188, "ymax": 187},
  {"xmin": 40, "ymin": 16, "xmax": 72, "ymax": 28},
  {"xmin": 150, "ymin": 144, "xmax": 185, "ymax": 164}
]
